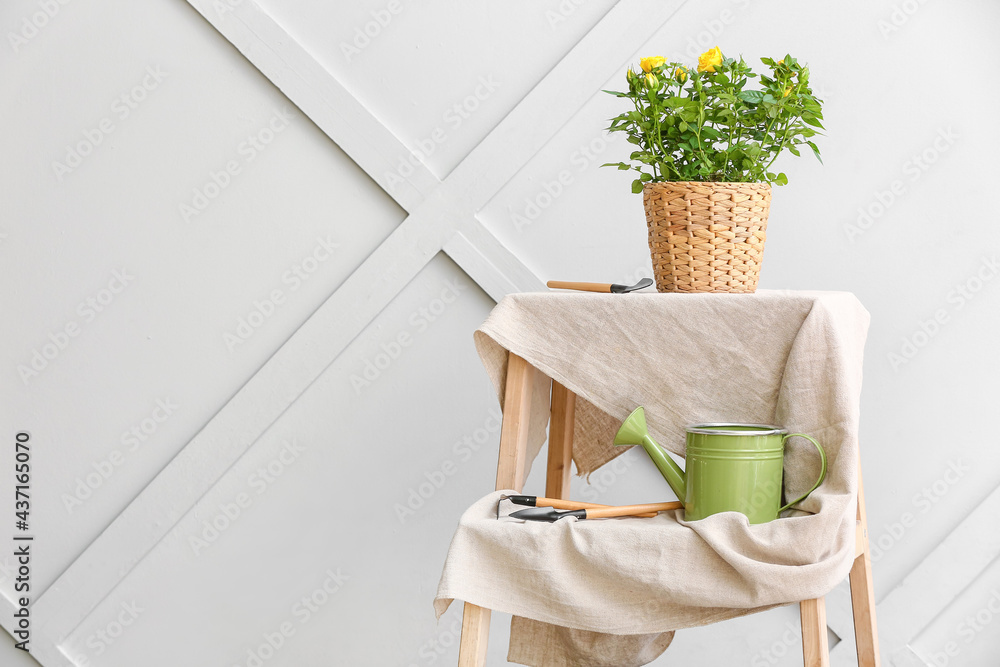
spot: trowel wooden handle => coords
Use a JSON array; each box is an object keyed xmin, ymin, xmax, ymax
[
  {"xmin": 583, "ymin": 501, "xmax": 683, "ymax": 519},
  {"xmin": 547, "ymin": 281, "xmax": 613, "ymax": 293},
  {"xmin": 538, "ymin": 498, "xmax": 656, "ymax": 518}
]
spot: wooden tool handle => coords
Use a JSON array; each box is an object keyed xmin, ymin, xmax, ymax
[
  {"xmin": 537, "ymin": 498, "xmax": 655, "ymax": 518},
  {"xmin": 546, "ymin": 281, "xmax": 613, "ymax": 293},
  {"xmin": 583, "ymin": 501, "xmax": 683, "ymax": 519}
]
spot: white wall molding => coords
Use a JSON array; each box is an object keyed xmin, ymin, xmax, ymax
[
  {"xmin": 828, "ymin": 483, "xmax": 1000, "ymax": 666},
  {"xmin": 26, "ymin": 2, "xmax": 691, "ymax": 664},
  {"xmin": 14, "ymin": 1, "xmax": 999, "ymax": 662}
]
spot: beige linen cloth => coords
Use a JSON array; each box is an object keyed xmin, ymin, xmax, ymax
[{"xmin": 435, "ymin": 290, "xmax": 869, "ymax": 666}]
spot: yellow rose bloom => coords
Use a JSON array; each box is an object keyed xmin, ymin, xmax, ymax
[
  {"xmin": 675, "ymin": 67, "xmax": 687, "ymax": 82},
  {"xmin": 640, "ymin": 56, "xmax": 666, "ymax": 73},
  {"xmin": 645, "ymin": 72, "xmax": 658, "ymax": 88},
  {"xmin": 697, "ymin": 46, "xmax": 723, "ymax": 73},
  {"xmin": 783, "ymin": 86, "xmax": 792, "ymax": 97},
  {"xmin": 778, "ymin": 59, "xmax": 784, "ymax": 66}
]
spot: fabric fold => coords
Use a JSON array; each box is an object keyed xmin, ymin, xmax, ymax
[{"xmin": 436, "ymin": 290, "xmax": 869, "ymax": 665}]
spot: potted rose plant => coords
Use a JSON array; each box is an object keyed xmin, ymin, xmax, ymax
[{"xmin": 604, "ymin": 47, "xmax": 824, "ymax": 293}]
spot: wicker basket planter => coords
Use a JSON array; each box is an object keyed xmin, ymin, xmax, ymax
[{"xmin": 643, "ymin": 181, "xmax": 772, "ymax": 293}]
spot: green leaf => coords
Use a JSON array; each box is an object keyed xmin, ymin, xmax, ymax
[
  {"xmin": 679, "ymin": 121, "xmax": 688, "ymax": 132},
  {"xmin": 632, "ymin": 179, "xmax": 644, "ymax": 194},
  {"xmin": 775, "ymin": 172, "xmax": 788, "ymax": 186},
  {"xmin": 806, "ymin": 140, "xmax": 823, "ymax": 164},
  {"xmin": 738, "ymin": 90, "xmax": 764, "ymax": 103}
]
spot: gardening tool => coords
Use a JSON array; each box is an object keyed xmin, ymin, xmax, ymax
[
  {"xmin": 510, "ymin": 501, "xmax": 683, "ymax": 522},
  {"xmin": 498, "ymin": 495, "xmax": 657, "ymax": 518},
  {"xmin": 546, "ymin": 278, "xmax": 653, "ymax": 293},
  {"xmin": 613, "ymin": 407, "xmax": 827, "ymax": 524}
]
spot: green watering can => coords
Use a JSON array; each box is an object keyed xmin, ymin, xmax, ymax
[{"xmin": 614, "ymin": 407, "xmax": 827, "ymax": 524}]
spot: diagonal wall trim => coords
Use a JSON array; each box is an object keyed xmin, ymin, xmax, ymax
[
  {"xmin": 28, "ymin": 216, "xmax": 471, "ymax": 667},
  {"xmin": 878, "ymin": 485, "xmax": 1000, "ymax": 648},
  {"xmin": 443, "ymin": 0, "xmax": 690, "ymax": 209},
  {"xmin": 181, "ymin": 0, "xmax": 437, "ymax": 213},
  {"xmin": 443, "ymin": 230, "xmax": 523, "ymax": 302},
  {"xmin": 29, "ymin": 1, "xmax": 694, "ymax": 664},
  {"xmin": 826, "ymin": 484, "xmax": 1000, "ymax": 666},
  {"xmin": 16, "ymin": 2, "xmax": 984, "ymax": 666},
  {"xmin": 30, "ymin": 211, "xmax": 442, "ymax": 664}
]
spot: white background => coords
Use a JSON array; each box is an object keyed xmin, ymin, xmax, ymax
[{"xmin": 2, "ymin": 1, "xmax": 999, "ymax": 666}]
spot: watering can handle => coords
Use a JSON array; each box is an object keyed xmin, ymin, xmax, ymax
[{"xmin": 777, "ymin": 433, "xmax": 828, "ymax": 514}]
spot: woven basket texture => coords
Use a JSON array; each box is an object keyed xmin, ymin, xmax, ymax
[{"xmin": 643, "ymin": 181, "xmax": 771, "ymax": 293}]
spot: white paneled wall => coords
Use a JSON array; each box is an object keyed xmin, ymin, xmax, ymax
[{"xmin": 2, "ymin": 0, "xmax": 999, "ymax": 665}]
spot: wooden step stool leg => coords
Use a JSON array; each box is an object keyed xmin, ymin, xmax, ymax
[
  {"xmin": 800, "ymin": 597, "xmax": 830, "ymax": 667},
  {"xmin": 458, "ymin": 353, "xmax": 544, "ymax": 667},
  {"xmin": 849, "ymin": 460, "xmax": 880, "ymax": 666},
  {"xmin": 801, "ymin": 457, "xmax": 880, "ymax": 667},
  {"xmin": 458, "ymin": 602, "xmax": 491, "ymax": 667},
  {"xmin": 545, "ymin": 381, "xmax": 576, "ymax": 500}
]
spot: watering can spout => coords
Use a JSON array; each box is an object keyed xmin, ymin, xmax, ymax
[{"xmin": 614, "ymin": 407, "xmax": 687, "ymax": 503}]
